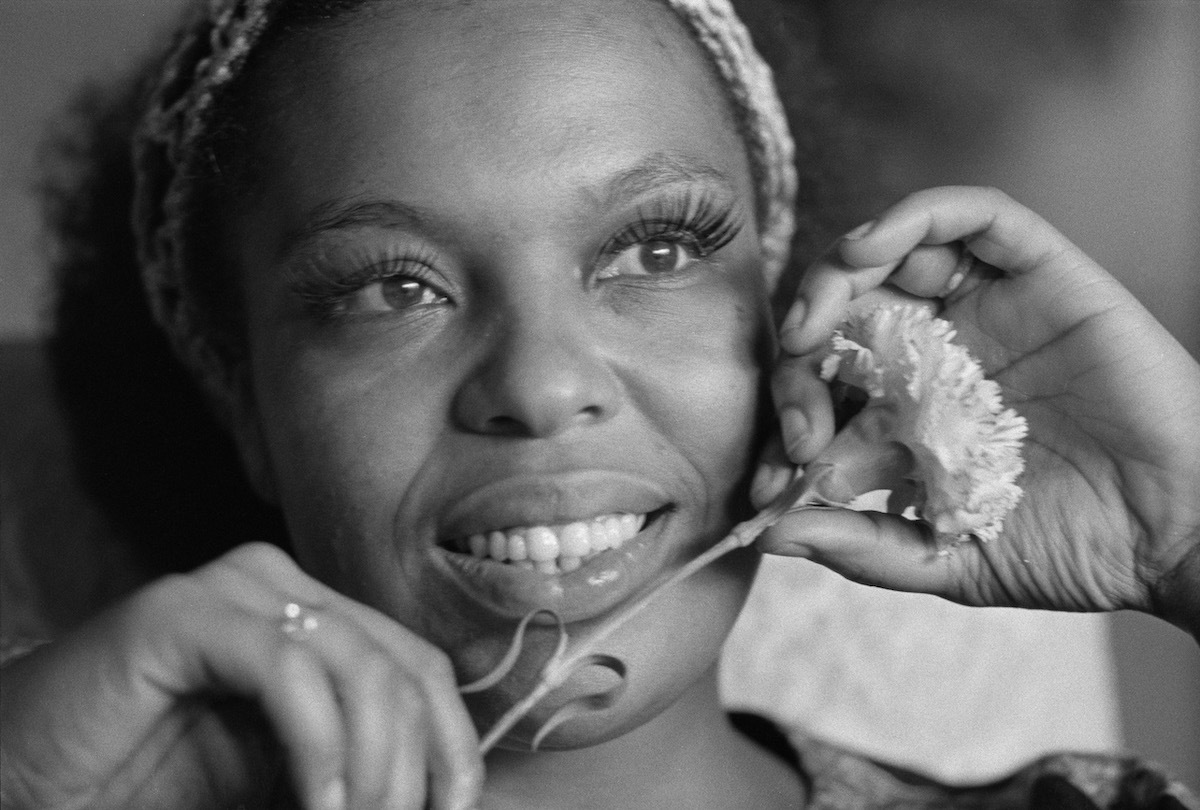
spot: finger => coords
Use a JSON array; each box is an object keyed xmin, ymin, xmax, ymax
[
  {"xmin": 130, "ymin": 578, "xmax": 348, "ymax": 810},
  {"xmin": 750, "ymin": 433, "xmax": 794, "ymax": 510},
  {"xmin": 782, "ymin": 187, "xmax": 1094, "ymax": 357},
  {"xmin": 381, "ymin": 674, "xmax": 431, "ymax": 810},
  {"xmin": 265, "ymin": 606, "xmax": 465, "ymax": 810},
  {"xmin": 838, "ymin": 186, "xmax": 1085, "ymax": 278},
  {"xmin": 294, "ymin": 597, "xmax": 481, "ymax": 809},
  {"xmin": 780, "ymin": 248, "xmax": 897, "ymax": 356},
  {"xmin": 326, "ymin": 640, "xmax": 405, "ymax": 809},
  {"xmin": 756, "ymin": 507, "xmax": 971, "ymax": 602},
  {"xmin": 260, "ymin": 642, "xmax": 348, "ymax": 810},
  {"xmin": 211, "ymin": 545, "xmax": 484, "ymax": 809},
  {"xmin": 771, "ymin": 352, "xmax": 835, "ymax": 465},
  {"xmin": 887, "ymin": 244, "xmax": 970, "ymax": 299},
  {"xmin": 189, "ymin": 553, "xmax": 412, "ymax": 809},
  {"xmin": 208, "ymin": 545, "xmax": 483, "ymax": 808},
  {"xmin": 417, "ymin": 657, "xmax": 485, "ymax": 810}
]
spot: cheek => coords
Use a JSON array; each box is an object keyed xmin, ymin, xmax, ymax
[
  {"xmin": 247, "ymin": 341, "xmax": 448, "ymax": 581},
  {"xmin": 610, "ymin": 274, "xmax": 773, "ymax": 502}
]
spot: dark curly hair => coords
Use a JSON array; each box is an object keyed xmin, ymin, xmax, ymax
[
  {"xmin": 41, "ymin": 0, "xmax": 867, "ymax": 576},
  {"xmin": 42, "ymin": 64, "xmax": 287, "ymax": 576}
]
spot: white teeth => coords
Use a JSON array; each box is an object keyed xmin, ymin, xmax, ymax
[
  {"xmin": 488, "ymin": 531, "xmax": 508, "ymax": 562},
  {"xmin": 604, "ymin": 516, "xmax": 622, "ymax": 547},
  {"xmin": 460, "ymin": 511, "xmax": 649, "ymax": 571},
  {"xmin": 507, "ymin": 533, "xmax": 528, "ymax": 561},
  {"xmin": 525, "ymin": 526, "xmax": 559, "ymax": 562},
  {"xmin": 559, "ymin": 522, "xmax": 590, "ymax": 557}
]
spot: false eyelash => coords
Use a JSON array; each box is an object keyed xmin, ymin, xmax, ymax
[
  {"xmin": 604, "ymin": 190, "xmax": 745, "ymax": 259},
  {"xmin": 286, "ymin": 246, "xmax": 447, "ymax": 318}
]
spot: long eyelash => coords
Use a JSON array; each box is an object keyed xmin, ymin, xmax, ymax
[
  {"xmin": 608, "ymin": 191, "xmax": 745, "ymax": 257},
  {"xmin": 286, "ymin": 246, "xmax": 444, "ymax": 318}
]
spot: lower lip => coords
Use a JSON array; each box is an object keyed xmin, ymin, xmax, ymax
[{"xmin": 433, "ymin": 511, "xmax": 675, "ymax": 624}]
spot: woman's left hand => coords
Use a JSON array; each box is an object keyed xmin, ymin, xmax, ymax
[{"xmin": 752, "ymin": 187, "xmax": 1200, "ymax": 637}]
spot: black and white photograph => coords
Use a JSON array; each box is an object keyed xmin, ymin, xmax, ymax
[{"xmin": 2, "ymin": 1, "xmax": 1197, "ymax": 807}]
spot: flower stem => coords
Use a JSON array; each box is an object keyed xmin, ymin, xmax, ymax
[{"xmin": 476, "ymin": 472, "xmax": 817, "ymax": 753}]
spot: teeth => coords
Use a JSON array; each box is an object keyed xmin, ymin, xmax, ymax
[
  {"xmin": 488, "ymin": 531, "xmax": 508, "ymax": 562},
  {"xmin": 461, "ymin": 512, "xmax": 648, "ymax": 571},
  {"xmin": 525, "ymin": 526, "xmax": 559, "ymax": 562}
]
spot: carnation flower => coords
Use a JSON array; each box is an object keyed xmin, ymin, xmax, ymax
[{"xmin": 812, "ymin": 304, "xmax": 1028, "ymax": 543}]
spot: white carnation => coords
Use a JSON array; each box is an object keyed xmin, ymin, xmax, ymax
[{"xmin": 818, "ymin": 305, "xmax": 1027, "ymax": 543}]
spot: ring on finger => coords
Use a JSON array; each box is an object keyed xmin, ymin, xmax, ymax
[{"xmin": 280, "ymin": 601, "xmax": 320, "ymax": 640}]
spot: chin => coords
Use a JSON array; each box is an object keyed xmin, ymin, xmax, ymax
[{"xmin": 466, "ymin": 546, "xmax": 759, "ymax": 754}]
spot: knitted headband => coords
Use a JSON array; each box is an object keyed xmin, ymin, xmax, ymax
[{"xmin": 132, "ymin": 0, "xmax": 798, "ymax": 411}]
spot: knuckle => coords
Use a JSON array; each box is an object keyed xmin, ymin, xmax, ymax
[
  {"xmin": 355, "ymin": 649, "xmax": 397, "ymax": 686},
  {"xmin": 223, "ymin": 540, "xmax": 295, "ymax": 572},
  {"xmin": 977, "ymin": 185, "xmax": 1011, "ymax": 208},
  {"xmin": 417, "ymin": 646, "xmax": 457, "ymax": 686},
  {"xmin": 391, "ymin": 671, "xmax": 427, "ymax": 707}
]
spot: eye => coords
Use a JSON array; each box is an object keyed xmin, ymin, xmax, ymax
[
  {"xmin": 597, "ymin": 238, "xmax": 699, "ymax": 280},
  {"xmin": 342, "ymin": 275, "xmax": 449, "ymax": 314}
]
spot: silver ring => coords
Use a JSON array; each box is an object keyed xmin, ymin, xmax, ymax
[
  {"xmin": 942, "ymin": 245, "xmax": 975, "ymax": 297},
  {"xmin": 280, "ymin": 602, "xmax": 320, "ymax": 640}
]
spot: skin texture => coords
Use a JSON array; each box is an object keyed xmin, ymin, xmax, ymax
[
  {"xmin": 225, "ymin": 0, "xmax": 800, "ymax": 806},
  {"xmin": 236, "ymin": 0, "xmax": 764, "ymax": 730},
  {"xmin": 3, "ymin": 3, "xmax": 807, "ymax": 809}
]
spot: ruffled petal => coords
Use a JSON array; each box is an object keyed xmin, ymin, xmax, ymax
[{"xmin": 820, "ymin": 306, "xmax": 1028, "ymax": 543}]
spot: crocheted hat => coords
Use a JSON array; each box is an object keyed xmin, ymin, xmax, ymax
[{"xmin": 132, "ymin": 0, "xmax": 798, "ymax": 413}]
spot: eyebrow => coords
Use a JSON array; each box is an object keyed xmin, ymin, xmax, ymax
[
  {"xmin": 279, "ymin": 197, "xmax": 434, "ymax": 261},
  {"xmin": 279, "ymin": 152, "xmax": 738, "ymax": 259},
  {"xmin": 593, "ymin": 153, "xmax": 737, "ymax": 208}
]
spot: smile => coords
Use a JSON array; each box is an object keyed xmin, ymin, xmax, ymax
[
  {"xmin": 431, "ymin": 472, "xmax": 684, "ymax": 621},
  {"xmin": 454, "ymin": 512, "xmax": 648, "ymax": 574}
]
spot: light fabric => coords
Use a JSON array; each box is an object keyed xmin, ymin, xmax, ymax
[{"xmin": 722, "ymin": 493, "xmax": 1122, "ymax": 784}]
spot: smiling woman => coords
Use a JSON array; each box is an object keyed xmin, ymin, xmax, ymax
[
  {"xmin": 218, "ymin": 1, "xmax": 777, "ymax": 769},
  {"xmin": 2, "ymin": 0, "xmax": 1199, "ymax": 808}
]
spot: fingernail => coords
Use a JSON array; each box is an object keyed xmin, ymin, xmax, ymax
[
  {"xmin": 943, "ymin": 270, "xmax": 965, "ymax": 295},
  {"xmin": 319, "ymin": 778, "xmax": 346, "ymax": 810},
  {"xmin": 842, "ymin": 220, "xmax": 876, "ymax": 241},
  {"xmin": 779, "ymin": 324, "xmax": 805, "ymax": 356},
  {"xmin": 751, "ymin": 464, "xmax": 793, "ymax": 510},
  {"xmin": 781, "ymin": 407, "xmax": 809, "ymax": 460},
  {"xmin": 779, "ymin": 301, "xmax": 810, "ymax": 352},
  {"xmin": 781, "ymin": 294, "xmax": 807, "ymax": 330}
]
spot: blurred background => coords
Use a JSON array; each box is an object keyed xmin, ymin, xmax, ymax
[{"xmin": 2, "ymin": 0, "xmax": 1197, "ymax": 788}]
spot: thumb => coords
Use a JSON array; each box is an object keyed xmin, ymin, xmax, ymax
[{"xmin": 757, "ymin": 507, "xmax": 974, "ymax": 602}]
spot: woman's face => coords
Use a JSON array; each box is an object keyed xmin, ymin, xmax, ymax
[{"xmin": 229, "ymin": 0, "xmax": 773, "ymax": 744}]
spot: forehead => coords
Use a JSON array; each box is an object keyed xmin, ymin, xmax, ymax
[{"xmin": 243, "ymin": 0, "xmax": 751, "ymax": 227}]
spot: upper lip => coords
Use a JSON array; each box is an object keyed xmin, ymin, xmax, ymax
[{"xmin": 437, "ymin": 470, "xmax": 672, "ymax": 543}]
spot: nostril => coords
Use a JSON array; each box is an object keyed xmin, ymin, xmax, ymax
[
  {"xmin": 482, "ymin": 414, "xmax": 532, "ymax": 437},
  {"xmin": 451, "ymin": 325, "xmax": 622, "ymax": 438},
  {"xmin": 578, "ymin": 404, "xmax": 605, "ymax": 422}
]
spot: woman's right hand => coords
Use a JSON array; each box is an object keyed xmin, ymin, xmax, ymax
[{"xmin": 0, "ymin": 542, "xmax": 483, "ymax": 810}]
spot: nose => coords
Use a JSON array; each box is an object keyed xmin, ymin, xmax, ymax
[{"xmin": 452, "ymin": 304, "xmax": 622, "ymax": 438}]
